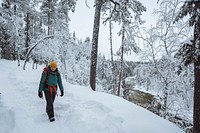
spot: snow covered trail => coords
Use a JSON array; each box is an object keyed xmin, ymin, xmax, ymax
[
  {"xmin": 0, "ymin": 60, "xmax": 184, "ymax": 133},
  {"xmin": 0, "ymin": 60, "xmax": 124, "ymax": 133}
]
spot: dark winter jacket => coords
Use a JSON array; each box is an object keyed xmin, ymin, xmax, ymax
[{"xmin": 38, "ymin": 66, "xmax": 64, "ymax": 92}]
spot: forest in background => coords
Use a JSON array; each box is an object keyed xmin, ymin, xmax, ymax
[{"xmin": 1, "ymin": 0, "xmax": 199, "ymax": 133}]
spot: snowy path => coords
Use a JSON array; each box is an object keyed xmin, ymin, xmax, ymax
[
  {"xmin": 0, "ymin": 60, "xmax": 184, "ymax": 133},
  {"xmin": 0, "ymin": 61, "xmax": 124, "ymax": 133}
]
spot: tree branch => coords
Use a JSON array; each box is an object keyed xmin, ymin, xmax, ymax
[
  {"xmin": 85, "ymin": 0, "xmax": 90, "ymax": 9},
  {"xmin": 23, "ymin": 35, "xmax": 54, "ymax": 70},
  {"xmin": 103, "ymin": 0, "xmax": 120, "ymax": 24}
]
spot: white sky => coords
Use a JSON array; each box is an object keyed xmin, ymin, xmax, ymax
[{"xmin": 69, "ymin": 0, "xmax": 159, "ymax": 61}]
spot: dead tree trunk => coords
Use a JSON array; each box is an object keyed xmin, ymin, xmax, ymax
[{"xmin": 25, "ymin": 12, "xmax": 30, "ymax": 56}]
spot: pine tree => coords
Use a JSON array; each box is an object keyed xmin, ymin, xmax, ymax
[
  {"xmin": 90, "ymin": 0, "xmax": 103, "ymax": 91},
  {"xmin": 90, "ymin": 0, "xmax": 146, "ymax": 92},
  {"xmin": 174, "ymin": 1, "xmax": 200, "ymax": 132}
]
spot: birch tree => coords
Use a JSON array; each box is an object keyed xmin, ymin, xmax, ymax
[
  {"xmin": 151, "ymin": 0, "xmax": 189, "ymax": 118},
  {"xmin": 147, "ymin": 0, "xmax": 189, "ymax": 118}
]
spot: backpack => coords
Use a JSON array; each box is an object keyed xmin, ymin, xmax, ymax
[{"xmin": 43, "ymin": 67, "xmax": 60, "ymax": 86}]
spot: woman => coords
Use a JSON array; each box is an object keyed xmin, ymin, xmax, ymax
[{"xmin": 38, "ymin": 61, "xmax": 64, "ymax": 122}]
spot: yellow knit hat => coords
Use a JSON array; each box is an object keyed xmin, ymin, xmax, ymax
[{"xmin": 50, "ymin": 61, "xmax": 57, "ymax": 68}]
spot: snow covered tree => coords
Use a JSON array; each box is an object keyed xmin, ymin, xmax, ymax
[
  {"xmin": 0, "ymin": 18, "xmax": 13, "ymax": 60},
  {"xmin": 90, "ymin": 0, "xmax": 146, "ymax": 93},
  {"xmin": 150, "ymin": 0, "xmax": 190, "ymax": 118},
  {"xmin": 0, "ymin": 0, "xmax": 18, "ymax": 60},
  {"xmin": 40, "ymin": 0, "xmax": 57, "ymax": 35},
  {"xmin": 123, "ymin": 2, "xmax": 193, "ymax": 127},
  {"xmin": 174, "ymin": 1, "xmax": 200, "ymax": 132},
  {"xmin": 22, "ymin": 0, "xmax": 77, "ymax": 70},
  {"xmin": 101, "ymin": 0, "xmax": 146, "ymax": 95},
  {"xmin": 55, "ymin": 0, "xmax": 76, "ymax": 73},
  {"xmin": 108, "ymin": 2, "xmax": 117, "ymax": 93}
]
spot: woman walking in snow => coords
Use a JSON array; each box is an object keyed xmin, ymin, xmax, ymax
[{"xmin": 38, "ymin": 61, "xmax": 64, "ymax": 122}]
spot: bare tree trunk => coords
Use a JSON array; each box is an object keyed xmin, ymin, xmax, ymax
[
  {"xmin": 13, "ymin": 0, "xmax": 17, "ymax": 60},
  {"xmin": 193, "ymin": 3, "xmax": 200, "ymax": 132},
  {"xmin": 109, "ymin": 19, "xmax": 114, "ymax": 70},
  {"xmin": 16, "ymin": 9, "xmax": 20, "ymax": 66},
  {"xmin": 90, "ymin": 0, "xmax": 102, "ymax": 91},
  {"xmin": 36, "ymin": 62, "xmax": 38, "ymax": 69},
  {"xmin": 13, "ymin": 0, "xmax": 21, "ymax": 66},
  {"xmin": 117, "ymin": 25, "xmax": 125, "ymax": 96},
  {"xmin": 162, "ymin": 80, "xmax": 168, "ymax": 119},
  {"xmin": 109, "ymin": 3, "xmax": 116, "ymax": 94},
  {"xmin": 193, "ymin": 57, "xmax": 200, "ymax": 133},
  {"xmin": 48, "ymin": 0, "xmax": 52, "ymax": 35},
  {"xmin": 17, "ymin": 46, "xmax": 20, "ymax": 66},
  {"xmin": 32, "ymin": 60, "xmax": 34, "ymax": 69},
  {"xmin": 109, "ymin": 2, "xmax": 114, "ymax": 70},
  {"xmin": 25, "ymin": 12, "xmax": 30, "ymax": 56}
]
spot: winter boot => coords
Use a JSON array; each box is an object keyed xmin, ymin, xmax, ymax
[{"xmin": 49, "ymin": 117, "xmax": 55, "ymax": 122}]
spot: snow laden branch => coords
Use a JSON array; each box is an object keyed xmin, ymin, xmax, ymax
[
  {"xmin": 23, "ymin": 35, "xmax": 54, "ymax": 70},
  {"xmin": 102, "ymin": 0, "xmax": 146, "ymax": 25},
  {"xmin": 102, "ymin": 0, "xmax": 120, "ymax": 23}
]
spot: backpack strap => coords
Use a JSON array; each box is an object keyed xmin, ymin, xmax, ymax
[
  {"xmin": 43, "ymin": 67, "xmax": 49, "ymax": 87},
  {"xmin": 43, "ymin": 67, "xmax": 59, "ymax": 86},
  {"xmin": 56, "ymin": 70, "xmax": 60, "ymax": 76},
  {"xmin": 49, "ymin": 86, "xmax": 57, "ymax": 96}
]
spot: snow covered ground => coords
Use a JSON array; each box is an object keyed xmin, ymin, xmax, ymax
[{"xmin": 0, "ymin": 59, "xmax": 184, "ymax": 133}]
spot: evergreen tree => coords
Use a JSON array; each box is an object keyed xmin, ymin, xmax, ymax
[
  {"xmin": 0, "ymin": 18, "xmax": 13, "ymax": 60},
  {"xmin": 90, "ymin": 0, "xmax": 146, "ymax": 92},
  {"xmin": 174, "ymin": 1, "xmax": 200, "ymax": 132},
  {"xmin": 0, "ymin": 0, "xmax": 17, "ymax": 60}
]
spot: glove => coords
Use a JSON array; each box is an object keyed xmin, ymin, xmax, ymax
[
  {"xmin": 38, "ymin": 91, "xmax": 43, "ymax": 98},
  {"xmin": 60, "ymin": 90, "xmax": 64, "ymax": 97}
]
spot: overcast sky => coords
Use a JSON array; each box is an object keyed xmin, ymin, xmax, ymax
[{"xmin": 69, "ymin": 0, "xmax": 159, "ymax": 61}]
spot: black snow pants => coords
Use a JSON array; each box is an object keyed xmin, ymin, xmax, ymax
[{"xmin": 44, "ymin": 90, "xmax": 56, "ymax": 119}]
